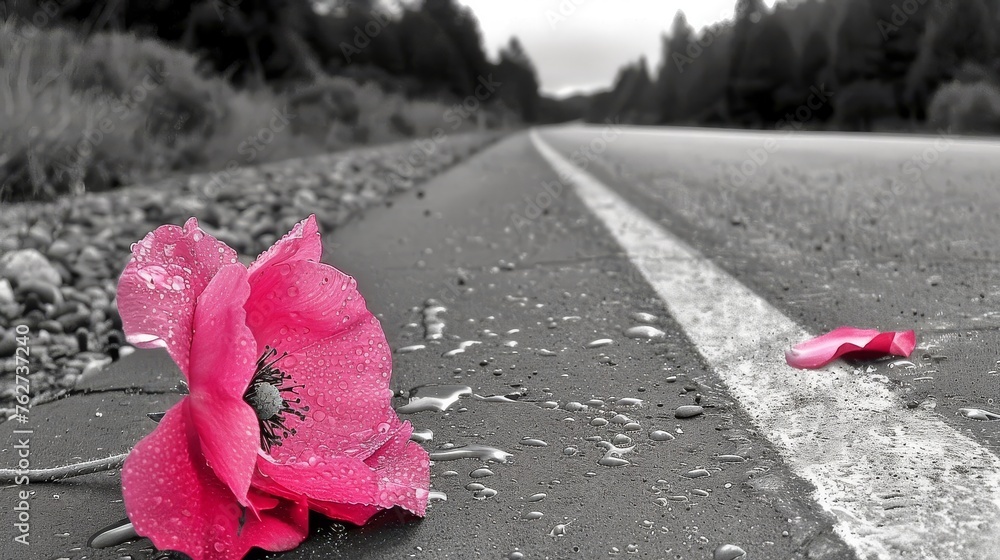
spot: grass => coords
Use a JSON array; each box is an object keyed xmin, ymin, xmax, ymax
[{"xmin": 0, "ymin": 21, "xmax": 500, "ymax": 202}]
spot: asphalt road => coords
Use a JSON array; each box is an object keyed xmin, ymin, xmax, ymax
[{"xmin": 4, "ymin": 125, "xmax": 1000, "ymax": 560}]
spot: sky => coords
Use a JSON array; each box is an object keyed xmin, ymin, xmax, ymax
[{"xmin": 455, "ymin": 0, "xmax": 781, "ymax": 97}]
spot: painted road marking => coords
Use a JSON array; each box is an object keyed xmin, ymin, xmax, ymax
[{"xmin": 531, "ymin": 130, "xmax": 1000, "ymax": 560}]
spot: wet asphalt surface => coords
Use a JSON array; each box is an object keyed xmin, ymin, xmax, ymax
[{"xmin": 3, "ymin": 125, "xmax": 1000, "ymax": 559}]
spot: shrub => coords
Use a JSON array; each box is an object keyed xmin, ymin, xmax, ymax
[{"xmin": 928, "ymin": 80, "xmax": 1000, "ymax": 134}]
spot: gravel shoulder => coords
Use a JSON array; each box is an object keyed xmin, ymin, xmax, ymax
[{"xmin": 0, "ymin": 131, "xmax": 507, "ymax": 415}]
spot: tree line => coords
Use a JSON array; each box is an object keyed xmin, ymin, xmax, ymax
[{"xmin": 587, "ymin": 0, "xmax": 1000, "ymax": 133}]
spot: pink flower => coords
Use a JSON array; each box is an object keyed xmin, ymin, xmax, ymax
[
  {"xmin": 116, "ymin": 215, "xmax": 429, "ymax": 559},
  {"xmin": 785, "ymin": 326, "xmax": 917, "ymax": 369}
]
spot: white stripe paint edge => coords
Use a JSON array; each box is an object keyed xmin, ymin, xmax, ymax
[{"xmin": 530, "ymin": 130, "xmax": 1000, "ymax": 560}]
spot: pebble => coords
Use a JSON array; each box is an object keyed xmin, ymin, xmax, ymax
[
  {"xmin": 0, "ymin": 279, "xmax": 13, "ymax": 305},
  {"xmin": 16, "ymin": 280, "xmax": 63, "ymax": 306},
  {"xmin": 0, "ymin": 248, "xmax": 63, "ymax": 286}
]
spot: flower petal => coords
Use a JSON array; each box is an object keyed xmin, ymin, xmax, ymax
[
  {"xmin": 187, "ymin": 263, "xmax": 259, "ymax": 509},
  {"xmin": 363, "ymin": 420, "xmax": 431, "ymax": 517},
  {"xmin": 785, "ymin": 326, "xmax": 917, "ymax": 369},
  {"xmin": 254, "ymin": 454, "xmax": 379, "ymax": 510},
  {"xmin": 122, "ymin": 402, "xmax": 308, "ymax": 560},
  {"xmin": 245, "ymin": 259, "xmax": 394, "ymax": 456},
  {"xmin": 117, "ymin": 218, "xmax": 238, "ymax": 376},
  {"xmin": 252, "ymin": 464, "xmax": 379, "ymax": 525},
  {"xmin": 248, "ymin": 215, "xmax": 322, "ymax": 276}
]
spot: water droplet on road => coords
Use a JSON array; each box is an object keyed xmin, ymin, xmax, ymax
[
  {"xmin": 675, "ymin": 405, "xmax": 704, "ymax": 418},
  {"xmin": 682, "ymin": 468, "xmax": 710, "ymax": 479},
  {"xmin": 624, "ymin": 326, "xmax": 666, "ymax": 339},
  {"xmin": 611, "ymin": 434, "xmax": 632, "ymax": 446},
  {"xmin": 650, "ymin": 430, "xmax": 675, "ymax": 441},
  {"xmin": 716, "ymin": 454, "xmax": 746, "ymax": 463},
  {"xmin": 443, "ymin": 340, "xmax": 481, "ymax": 357},
  {"xmin": 470, "ymin": 468, "xmax": 495, "ymax": 478},
  {"xmin": 428, "ymin": 491, "xmax": 447, "ymax": 502},
  {"xmin": 958, "ymin": 408, "xmax": 1000, "ymax": 421},
  {"xmin": 396, "ymin": 344, "xmax": 426, "ymax": 354},
  {"xmin": 586, "ymin": 338, "xmax": 614, "ymax": 348},
  {"xmin": 520, "ymin": 438, "xmax": 548, "ymax": 447},
  {"xmin": 598, "ymin": 456, "xmax": 631, "ymax": 467},
  {"xmin": 522, "ymin": 511, "xmax": 544, "ymax": 520},
  {"xmin": 88, "ymin": 519, "xmax": 138, "ymax": 549},
  {"xmin": 472, "ymin": 487, "xmax": 498, "ymax": 500},
  {"xmin": 713, "ymin": 544, "xmax": 747, "ymax": 560},
  {"xmin": 526, "ymin": 492, "xmax": 547, "ymax": 502},
  {"xmin": 631, "ymin": 312, "xmax": 658, "ymax": 323},
  {"xmin": 888, "ymin": 360, "xmax": 916, "ymax": 370},
  {"xmin": 410, "ymin": 428, "xmax": 434, "ymax": 443},
  {"xmin": 422, "ymin": 299, "xmax": 447, "ymax": 341},
  {"xmin": 397, "ymin": 384, "xmax": 472, "ymax": 413},
  {"xmin": 429, "ymin": 444, "xmax": 513, "ymax": 463},
  {"xmin": 549, "ymin": 523, "xmax": 569, "ymax": 537}
]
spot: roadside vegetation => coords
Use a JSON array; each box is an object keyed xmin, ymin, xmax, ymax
[{"xmin": 0, "ymin": 0, "xmax": 546, "ymax": 202}]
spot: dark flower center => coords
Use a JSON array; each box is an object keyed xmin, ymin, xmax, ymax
[{"xmin": 243, "ymin": 346, "xmax": 307, "ymax": 452}]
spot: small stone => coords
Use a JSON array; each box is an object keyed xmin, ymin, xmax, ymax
[
  {"xmin": 0, "ymin": 249, "xmax": 62, "ymax": 286},
  {"xmin": 674, "ymin": 405, "xmax": 704, "ymax": 419},
  {"xmin": 37, "ymin": 320, "xmax": 64, "ymax": 334},
  {"xmin": 46, "ymin": 239, "xmax": 76, "ymax": 262},
  {"xmin": 0, "ymin": 279, "xmax": 13, "ymax": 305},
  {"xmin": 16, "ymin": 280, "xmax": 63, "ymax": 306},
  {"xmin": 58, "ymin": 311, "xmax": 90, "ymax": 332},
  {"xmin": 73, "ymin": 245, "xmax": 109, "ymax": 278},
  {"xmin": 0, "ymin": 331, "xmax": 17, "ymax": 358}
]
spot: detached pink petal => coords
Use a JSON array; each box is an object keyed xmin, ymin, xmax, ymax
[
  {"xmin": 122, "ymin": 403, "xmax": 309, "ymax": 560},
  {"xmin": 117, "ymin": 218, "xmax": 238, "ymax": 376},
  {"xmin": 187, "ymin": 264, "xmax": 259, "ymax": 509},
  {"xmin": 248, "ymin": 215, "xmax": 322, "ymax": 276},
  {"xmin": 785, "ymin": 326, "xmax": 916, "ymax": 369}
]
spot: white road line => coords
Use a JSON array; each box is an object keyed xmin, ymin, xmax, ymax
[{"xmin": 531, "ymin": 130, "xmax": 1000, "ymax": 560}]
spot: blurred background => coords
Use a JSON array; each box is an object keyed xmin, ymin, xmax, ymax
[{"xmin": 1, "ymin": 0, "xmax": 996, "ymax": 201}]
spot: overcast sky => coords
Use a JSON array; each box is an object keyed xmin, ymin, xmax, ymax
[{"xmin": 455, "ymin": 0, "xmax": 781, "ymax": 97}]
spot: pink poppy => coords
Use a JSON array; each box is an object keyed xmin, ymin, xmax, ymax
[
  {"xmin": 116, "ymin": 215, "xmax": 429, "ymax": 559},
  {"xmin": 785, "ymin": 326, "xmax": 916, "ymax": 369}
]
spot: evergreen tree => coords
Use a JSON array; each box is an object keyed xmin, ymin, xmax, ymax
[
  {"xmin": 495, "ymin": 37, "xmax": 541, "ymax": 121},
  {"xmin": 656, "ymin": 11, "xmax": 696, "ymax": 123}
]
